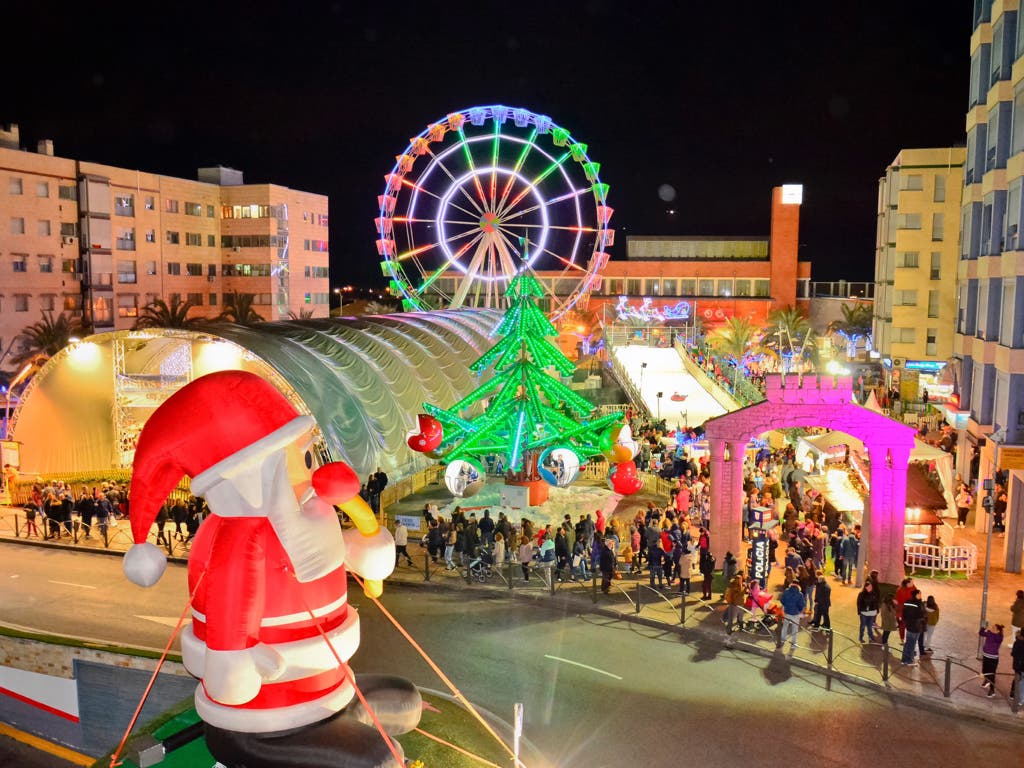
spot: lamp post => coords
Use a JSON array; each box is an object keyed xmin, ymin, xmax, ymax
[
  {"xmin": 978, "ymin": 477, "xmax": 995, "ymax": 659},
  {"xmin": 639, "ymin": 361, "xmax": 647, "ymax": 409},
  {"xmin": 333, "ymin": 287, "xmax": 343, "ymax": 315}
]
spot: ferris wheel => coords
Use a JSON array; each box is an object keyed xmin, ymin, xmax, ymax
[{"xmin": 376, "ymin": 105, "xmax": 614, "ymax": 319}]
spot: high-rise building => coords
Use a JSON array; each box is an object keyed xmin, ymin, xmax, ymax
[
  {"xmin": 873, "ymin": 148, "xmax": 964, "ymax": 386},
  {"xmin": 955, "ymin": 2, "xmax": 1024, "ymax": 571},
  {"xmin": 0, "ymin": 124, "xmax": 329, "ymax": 372}
]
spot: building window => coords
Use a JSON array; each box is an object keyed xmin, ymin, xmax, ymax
[
  {"xmin": 303, "ymin": 239, "xmax": 329, "ymax": 252},
  {"xmin": 207, "ymin": 205, "xmax": 215, "ymax": 218},
  {"xmin": 9, "ymin": 177, "xmax": 22, "ymax": 195},
  {"xmin": 662, "ymin": 279, "xmax": 678, "ymax": 296},
  {"xmin": 209, "ymin": 292, "xmax": 218, "ymax": 306},
  {"xmin": 12, "ymin": 254, "xmax": 27, "ymax": 272},
  {"xmin": 62, "ymin": 259, "xmax": 77, "ymax": 273},
  {"xmin": 207, "ymin": 234, "xmax": 216, "ymax": 247},
  {"xmin": 1000, "ymin": 282, "xmax": 1016, "ymax": 346},
  {"xmin": 186, "ymin": 292, "xmax": 203, "ymax": 305},
  {"xmin": 207, "ymin": 264, "xmax": 216, "ymax": 277},
  {"xmin": 733, "ymin": 279, "xmax": 751, "ymax": 297},
  {"xmin": 892, "ymin": 327, "xmax": 916, "ymax": 344},
  {"xmin": 60, "ymin": 222, "xmax": 77, "ymax": 237},
  {"xmin": 114, "ymin": 194, "xmax": 134, "ymax": 216},
  {"xmin": 930, "ymin": 252, "xmax": 941, "ymax": 280},
  {"xmin": 925, "ymin": 329, "xmax": 938, "ymax": 356},
  {"xmin": 93, "ymin": 296, "xmax": 113, "ymax": 325},
  {"xmin": 64, "ymin": 295, "xmax": 82, "ymax": 311},
  {"xmin": 934, "ymin": 176, "xmax": 946, "ymax": 203},
  {"xmin": 899, "ymin": 174, "xmax": 924, "ymax": 191},
  {"xmin": 185, "ymin": 202, "xmax": 203, "ymax": 216},
  {"xmin": 303, "ymin": 265, "xmax": 329, "ymax": 279},
  {"xmin": 165, "ymin": 199, "xmax": 179, "ymax": 214},
  {"xmin": 698, "ymin": 279, "xmax": 715, "ymax": 296},
  {"xmin": 117, "ymin": 294, "xmax": 138, "ymax": 318},
  {"xmin": 753, "ymin": 279, "xmax": 770, "ymax": 297},
  {"xmin": 318, "ymin": 213, "xmax": 329, "ymax": 226},
  {"xmin": 646, "ymin": 279, "xmax": 661, "ymax": 296},
  {"xmin": 896, "ymin": 213, "xmax": 921, "ymax": 230},
  {"xmin": 14, "ymin": 295, "xmax": 29, "ymax": 311},
  {"xmin": 167, "ymin": 262, "xmax": 181, "ymax": 276},
  {"xmin": 116, "ymin": 230, "xmax": 136, "ymax": 250},
  {"xmin": 677, "ymin": 279, "xmax": 694, "ymax": 295},
  {"xmin": 626, "ymin": 279, "xmax": 642, "ymax": 295},
  {"xmin": 40, "ymin": 295, "xmax": 55, "ymax": 311},
  {"xmin": 10, "ymin": 217, "xmax": 25, "ymax": 235},
  {"xmin": 717, "ymin": 279, "xmax": 733, "ymax": 297},
  {"xmin": 59, "ymin": 184, "xmax": 76, "ymax": 200},
  {"xmin": 37, "ymin": 220, "xmax": 51, "ymax": 236},
  {"xmin": 117, "ymin": 260, "xmax": 137, "ymax": 283},
  {"xmin": 166, "ymin": 231, "xmax": 180, "ymax": 245},
  {"xmin": 932, "ymin": 213, "xmax": 944, "ymax": 241},
  {"xmin": 146, "ymin": 261, "xmax": 157, "ymax": 275},
  {"xmin": 895, "ymin": 290, "xmax": 918, "ymax": 306},
  {"xmin": 185, "ymin": 232, "xmax": 202, "ymax": 246},
  {"xmin": 186, "ymin": 263, "xmax": 203, "ymax": 276},
  {"xmin": 145, "ymin": 229, "xmax": 156, "ymax": 243},
  {"xmin": 38, "ymin": 255, "xmax": 53, "ymax": 273},
  {"xmin": 896, "ymin": 252, "xmax": 919, "ymax": 268},
  {"xmin": 36, "ymin": 181, "xmax": 49, "ymax": 198},
  {"xmin": 144, "ymin": 196, "xmax": 155, "ymax": 210},
  {"xmin": 927, "ymin": 290, "xmax": 940, "ymax": 318}
]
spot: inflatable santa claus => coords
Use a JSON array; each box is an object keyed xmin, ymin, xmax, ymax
[{"xmin": 122, "ymin": 370, "xmax": 420, "ymax": 768}]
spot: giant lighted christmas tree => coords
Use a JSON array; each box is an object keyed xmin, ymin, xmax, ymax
[{"xmin": 423, "ymin": 270, "xmax": 622, "ymax": 482}]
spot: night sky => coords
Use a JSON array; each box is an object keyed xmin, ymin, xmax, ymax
[{"xmin": 4, "ymin": 2, "xmax": 968, "ymax": 286}]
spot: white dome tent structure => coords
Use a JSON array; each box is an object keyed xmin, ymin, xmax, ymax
[{"xmin": 9, "ymin": 311, "xmax": 500, "ymax": 480}]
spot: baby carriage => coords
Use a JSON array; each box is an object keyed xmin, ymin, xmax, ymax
[
  {"xmin": 468, "ymin": 546, "xmax": 495, "ymax": 582},
  {"xmin": 743, "ymin": 592, "xmax": 780, "ymax": 633}
]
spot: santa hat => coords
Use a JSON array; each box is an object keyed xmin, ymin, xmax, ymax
[{"xmin": 123, "ymin": 370, "xmax": 306, "ymax": 587}]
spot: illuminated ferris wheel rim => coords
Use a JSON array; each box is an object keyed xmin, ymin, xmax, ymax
[{"xmin": 376, "ymin": 104, "xmax": 614, "ymax": 318}]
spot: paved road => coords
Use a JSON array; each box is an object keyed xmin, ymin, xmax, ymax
[
  {"xmin": 4, "ymin": 544, "xmax": 1022, "ymax": 764},
  {"xmin": 0, "ymin": 733, "xmax": 79, "ymax": 768}
]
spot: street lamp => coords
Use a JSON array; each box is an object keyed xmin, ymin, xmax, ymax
[
  {"xmin": 978, "ymin": 477, "xmax": 995, "ymax": 659},
  {"xmin": 639, "ymin": 361, "xmax": 647, "ymax": 406},
  {"xmin": 333, "ymin": 287, "xmax": 343, "ymax": 315}
]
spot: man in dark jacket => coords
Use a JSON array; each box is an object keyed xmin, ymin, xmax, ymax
[
  {"xmin": 900, "ymin": 590, "xmax": 925, "ymax": 666},
  {"xmin": 1011, "ymin": 629, "xmax": 1024, "ymax": 711},
  {"xmin": 478, "ymin": 509, "xmax": 495, "ymax": 546},
  {"xmin": 810, "ymin": 572, "xmax": 831, "ymax": 630},
  {"xmin": 599, "ymin": 539, "xmax": 616, "ymax": 594}
]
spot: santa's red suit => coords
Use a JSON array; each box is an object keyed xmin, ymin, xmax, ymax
[{"xmin": 122, "ymin": 371, "xmax": 397, "ymax": 737}]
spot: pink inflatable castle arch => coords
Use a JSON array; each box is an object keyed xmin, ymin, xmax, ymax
[{"xmin": 703, "ymin": 374, "xmax": 916, "ymax": 585}]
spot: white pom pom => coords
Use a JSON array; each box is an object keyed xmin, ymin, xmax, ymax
[{"xmin": 123, "ymin": 542, "xmax": 168, "ymax": 587}]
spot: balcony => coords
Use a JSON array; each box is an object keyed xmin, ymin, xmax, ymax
[{"xmin": 114, "ymin": 202, "xmax": 135, "ymax": 217}]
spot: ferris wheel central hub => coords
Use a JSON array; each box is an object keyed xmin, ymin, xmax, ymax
[{"xmin": 479, "ymin": 212, "xmax": 501, "ymax": 233}]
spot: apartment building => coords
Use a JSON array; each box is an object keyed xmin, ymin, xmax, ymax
[
  {"xmin": 955, "ymin": 1, "xmax": 1024, "ymax": 571},
  {"xmin": 873, "ymin": 148, "xmax": 964, "ymax": 385},
  {"xmin": 0, "ymin": 124, "xmax": 329, "ymax": 370}
]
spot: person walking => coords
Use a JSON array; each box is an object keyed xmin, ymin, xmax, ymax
[
  {"xmin": 856, "ymin": 581, "xmax": 879, "ymax": 643},
  {"xmin": 678, "ymin": 546, "xmax": 693, "ymax": 595},
  {"xmin": 955, "ymin": 483, "xmax": 972, "ymax": 528},
  {"xmin": 699, "ymin": 549, "xmax": 716, "ymax": 600},
  {"xmin": 599, "ymin": 538, "xmax": 616, "ymax": 594},
  {"xmin": 1011, "ymin": 629, "xmax": 1024, "ymax": 714},
  {"xmin": 901, "ymin": 589, "xmax": 925, "ymax": 667},
  {"xmin": 23, "ymin": 502, "xmax": 39, "ymax": 538},
  {"xmin": 894, "ymin": 577, "xmax": 916, "ymax": 642},
  {"xmin": 979, "ymin": 623, "xmax": 1005, "ymax": 697},
  {"xmin": 443, "ymin": 524, "xmax": 457, "ymax": 571},
  {"xmin": 518, "ymin": 535, "xmax": 534, "ymax": 581},
  {"xmin": 923, "ymin": 595, "xmax": 940, "ymax": 654},
  {"xmin": 879, "ymin": 595, "xmax": 899, "ymax": 646},
  {"xmin": 724, "ymin": 571, "xmax": 748, "ymax": 634},
  {"xmin": 839, "ymin": 530, "xmax": 859, "ymax": 585},
  {"xmin": 1011, "ymin": 590, "xmax": 1024, "ymax": 643},
  {"xmin": 393, "ymin": 520, "xmax": 414, "ymax": 567},
  {"xmin": 779, "ymin": 581, "xmax": 806, "ymax": 651},
  {"xmin": 810, "ymin": 572, "xmax": 831, "ymax": 630}
]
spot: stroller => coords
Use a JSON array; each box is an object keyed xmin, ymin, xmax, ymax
[
  {"xmin": 742, "ymin": 590, "xmax": 780, "ymax": 633},
  {"xmin": 468, "ymin": 546, "xmax": 495, "ymax": 582}
]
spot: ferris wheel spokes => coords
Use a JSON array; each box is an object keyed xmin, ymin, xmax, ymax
[
  {"xmin": 424, "ymin": 148, "xmax": 486, "ymax": 215},
  {"xmin": 498, "ymin": 187, "xmax": 591, "ymax": 225},
  {"xmin": 497, "ymin": 128, "xmax": 540, "ymax": 213}
]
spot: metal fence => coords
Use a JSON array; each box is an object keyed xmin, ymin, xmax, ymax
[{"xmin": 905, "ymin": 543, "xmax": 978, "ymax": 578}]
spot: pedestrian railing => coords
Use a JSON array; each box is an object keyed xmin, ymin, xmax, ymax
[{"xmin": 905, "ymin": 543, "xmax": 978, "ymax": 578}]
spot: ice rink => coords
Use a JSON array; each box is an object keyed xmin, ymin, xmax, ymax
[{"xmin": 612, "ymin": 346, "xmax": 729, "ymax": 431}]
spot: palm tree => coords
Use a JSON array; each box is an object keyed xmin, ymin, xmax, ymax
[
  {"xmin": 363, "ymin": 300, "xmax": 398, "ymax": 316},
  {"xmin": 707, "ymin": 316, "xmax": 760, "ymax": 387},
  {"xmin": 287, "ymin": 308, "xmax": 316, "ymax": 320},
  {"xmin": 767, "ymin": 306, "xmax": 816, "ymax": 373},
  {"xmin": 218, "ymin": 292, "xmax": 265, "ymax": 325},
  {"xmin": 11, "ymin": 311, "xmax": 86, "ymax": 366},
  {"xmin": 827, "ymin": 302, "xmax": 873, "ymax": 359},
  {"xmin": 134, "ymin": 296, "xmax": 201, "ymax": 329}
]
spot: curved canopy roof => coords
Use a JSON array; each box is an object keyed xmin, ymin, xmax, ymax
[{"xmin": 12, "ymin": 310, "xmax": 501, "ymax": 481}]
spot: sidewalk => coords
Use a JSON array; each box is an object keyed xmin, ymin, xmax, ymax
[{"xmin": 4, "ymin": 497, "xmax": 1023, "ymax": 728}]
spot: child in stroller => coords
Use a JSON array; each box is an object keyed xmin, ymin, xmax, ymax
[
  {"xmin": 742, "ymin": 579, "xmax": 778, "ymax": 632},
  {"xmin": 469, "ymin": 545, "xmax": 495, "ymax": 582}
]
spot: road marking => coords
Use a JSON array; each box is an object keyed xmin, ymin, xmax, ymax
[
  {"xmin": 46, "ymin": 580, "xmax": 96, "ymax": 589},
  {"xmin": 0, "ymin": 722, "xmax": 93, "ymax": 766},
  {"xmin": 135, "ymin": 615, "xmax": 191, "ymax": 628},
  {"xmin": 543, "ymin": 654, "xmax": 622, "ymax": 680}
]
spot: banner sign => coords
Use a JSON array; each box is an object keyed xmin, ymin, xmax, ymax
[{"xmin": 748, "ymin": 535, "xmax": 771, "ymax": 588}]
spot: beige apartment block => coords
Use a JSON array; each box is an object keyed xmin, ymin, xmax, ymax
[
  {"xmin": 873, "ymin": 147, "xmax": 965, "ymax": 367},
  {"xmin": 0, "ymin": 124, "xmax": 329, "ymax": 372}
]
